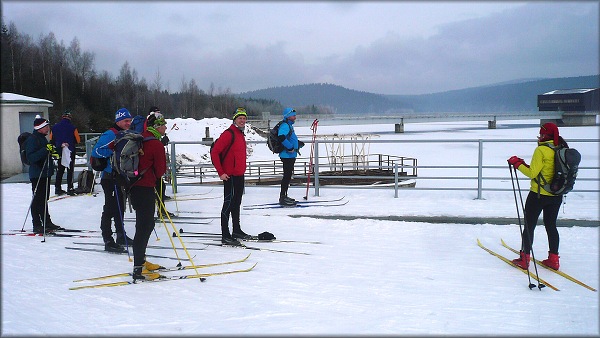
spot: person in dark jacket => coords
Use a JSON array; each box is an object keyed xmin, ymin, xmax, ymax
[
  {"xmin": 50, "ymin": 110, "xmax": 81, "ymax": 195},
  {"xmin": 211, "ymin": 108, "xmax": 252, "ymax": 246},
  {"xmin": 24, "ymin": 115, "xmax": 63, "ymax": 233},
  {"xmin": 92, "ymin": 108, "xmax": 134, "ymax": 252},
  {"xmin": 508, "ymin": 122, "xmax": 566, "ymax": 271},
  {"xmin": 130, "ymin": 115, "xmax": 168, "ymax": 281}
]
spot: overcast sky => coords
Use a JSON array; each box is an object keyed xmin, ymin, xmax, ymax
[{"xmin": 2, "ymin": 1, "xmax": 598, "ymax": 95}]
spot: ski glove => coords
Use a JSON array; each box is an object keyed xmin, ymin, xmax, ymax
[
  {"xmin": 46, "ymin": 144, "xmax": 60, "ymax": 159},
  {"xmin": 508, "ymin": 156, "xmax": 527, "ymax": 169},
  {"xmin": 161, "ymin": 134, "xmax": 170, "ymax": 146}
]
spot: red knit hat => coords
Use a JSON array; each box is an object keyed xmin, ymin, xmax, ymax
[{"xmin": 539, "ymin": 122, "xmax": 559, "ymax": 146}]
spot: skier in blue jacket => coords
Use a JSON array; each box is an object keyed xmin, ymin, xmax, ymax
[
  {"xmin": 278, "ymin": 108, "xmax": 304, "ymax": 206},
  {"xmin": 91, "ymin": 108, "xmax": 134, "ymax": 252}
]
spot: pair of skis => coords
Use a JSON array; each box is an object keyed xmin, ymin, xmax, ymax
[
  {"xmin": 70, "ymin": 254, "xmax": 256, "ymax": 290},
  {"xmin": 173, "ymin": 229, "xmax": 322, "ymax": 244},
  {"xmin": 477, "ymin": 238, "xmax": 596, "ymax": 292},
  {"xmin": 242, "ymin": 196, "xmax": 347, "ymax": 210}
]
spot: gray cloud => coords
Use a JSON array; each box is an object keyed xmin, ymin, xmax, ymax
[{"xmin": 2, "ymin": 1, "xmax": 598, "ymax": 95}]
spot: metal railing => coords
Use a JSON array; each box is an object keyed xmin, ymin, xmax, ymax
[
  {"xmin": 83, "ymin": 136, "xmax": 599, "ymax": 199},
  {"xmin": 167, "ymin": 138, "xmax": 599, "ymax": 199}
]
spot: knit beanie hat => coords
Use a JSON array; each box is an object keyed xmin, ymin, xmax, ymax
[
  {"xmin": 283, "ymin": 108, "xmax": 297, "ymax": 119},
  {"xmin": 147, "ymin": 112, "xmax": 166, "ymax": 127},
  {"xmin": 233, "ymin": 107, "xmax": 247, "ymax": 120},
  {"xmin": 539, "ymin": 122, "xmax": 560, "ymax": 146},
  {"xmin": 115, "ymin": 108, "xmax": 132, "ymax": 122},
  {"xmin": 148, "ymin": 106, "xmax": 160, "ymax": 114},
  {"xmin": 33, "ymin": 115, "xmax": 49, "ymax": 130}
]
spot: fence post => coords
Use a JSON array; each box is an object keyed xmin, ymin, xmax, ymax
[
  {"xmin": 170, "ymin": 143, "xmax": 178, "ymax": 194},
  {"xmin": 314, "ymin": 140, "xmax": 320, "ymax": 197},
  {"xmin": 476, "ymin": 139, "xmax": 484, "ymax": 200},
  {"xmin": 394, "ymin": 162, "xmax": 399, "ymax": 198}
]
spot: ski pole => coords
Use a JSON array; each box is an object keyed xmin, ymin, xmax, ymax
[
  {"xmin": 21, "ymin": 155, "xmax": 50, "ymax": 232},
  {"xmin": 155, "ymin": 188, "xmax": 204, "ymax": 281},
  {"xmin": 304, "ymin": 119, "xmax": 319, "ymax": 200},
  {"xmin": 512, "ymin": 165, "xmax": 544, "ymax": 290},
  {"xmin": 41, "ymin": 153, "xmax": 54, "ymax": 242},
  {"xmin": 508, "ymin": 163, "xmax": 545, "ymax": 290},
  {"xmin": 113, "ymin": 183, "xmax": 132, "ymax": 261}
]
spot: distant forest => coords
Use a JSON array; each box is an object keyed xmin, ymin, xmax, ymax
[
  {"xmin": 0, "ymin": 22, "xmax": 286, "ymax": 132},
  {"xmin": 2, "ymin": 21, "xmax": 598, "ymax": 132}
]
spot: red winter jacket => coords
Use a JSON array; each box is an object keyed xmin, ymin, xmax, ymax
[
  {"xmin": 133, "ymin": 130, "xmax": 167, "ymax": 188},
  {"xmin": 211, "ymin": 124, "xmax": 247, "ymax": 177}
]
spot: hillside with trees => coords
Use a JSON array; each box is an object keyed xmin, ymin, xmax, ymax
[{"xmin": 239, "ymin": 75, "xmax": 599, "ymax": 115}]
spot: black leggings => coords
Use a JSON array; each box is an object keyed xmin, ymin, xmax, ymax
[
  {"xmin": 100, "ymin": 178, "xmax": 126, "ymax": 242},
  {"xmin": 130, "ymin": 186, "xmax": 156, "ymax": 266},
  {"xmin": 520, "ymin": 191, "xmax": 563, "ymax": 254},
  {"xmin": 55, "ymin": 150, "xmax": 76, "ymax": 190},
  {"xmin": 221, "ymin": 175, "xmax": 244, "ymax": 236},
  {"xmin": 280, "ymin": 157, "xmax": 296, "ymax": 197},
  {"xmin": 30, "ymin": 177, "xmax": 52, "ymax": 227}
]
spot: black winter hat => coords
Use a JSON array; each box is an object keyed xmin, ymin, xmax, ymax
[{"xmin": 33, "ymin": 115, "xmax": 49, "ymax": 130}]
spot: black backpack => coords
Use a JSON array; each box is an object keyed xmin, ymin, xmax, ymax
[
  {"xmin": 18, "ymin": 132, "xmax": 32, "ymax": 165},
  {"xmin": 111, "ymin": 130, "xmax": 154, "ymax": 190},
  {"xmin": 210, "ymin": 129, "xmax": 234, "ymax": 166},
  {"xmin": 536, "ymin": 144, "xmax": 581, "ymax": 195},
  {"xmin": 90, "ymin": 128, "xmax": 117, "ymax": 172},
  {"xmin": 267, "ymin": 121, "xmax": 292, "ymax": 153},
  {"xmin": 74, "ymin": 169, "xmax": 95, "ymax": 194}
]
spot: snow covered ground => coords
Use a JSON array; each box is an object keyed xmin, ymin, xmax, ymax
[{"xmin": 2, "ymin": 118, "xmax": 598, "ymax": 335}]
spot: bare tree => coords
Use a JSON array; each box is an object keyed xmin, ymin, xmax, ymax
[{"xmin": 55, "ymin": 39, "xmax": 67, "ymax": 105}]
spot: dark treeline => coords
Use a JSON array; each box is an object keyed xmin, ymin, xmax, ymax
[{"xmin": 1, "ymin": 22, "xmax": 285, "ymax": 132}]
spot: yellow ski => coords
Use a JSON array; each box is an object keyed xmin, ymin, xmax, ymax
[
  {"xmin": 477, "ymin": 239, "xmax": 558, "ymax": 291},
  {"xmin": 73, "ymin": 253, "xmax": 251, "ymax": 282},
  {"xmin": 70, "ymin": 263, "xmax": 257, "ymax": 290},
  {"xmin": 500, "ymin": 239, "xmax": 596, "ymax": 292}
]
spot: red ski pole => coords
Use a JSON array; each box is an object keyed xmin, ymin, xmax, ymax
[{"xmin": 304, "ymin": 119, "xmax": 319, "ymax": 200}]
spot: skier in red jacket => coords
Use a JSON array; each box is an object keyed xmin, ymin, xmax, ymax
[{"xmin": 211, "ymin": 108, "xmax": 253, "ymax": 246}]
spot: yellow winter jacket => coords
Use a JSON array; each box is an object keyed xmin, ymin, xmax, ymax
[{"xmin": 517, "ymin": 140, "xmax": 556, "ymax": 196}]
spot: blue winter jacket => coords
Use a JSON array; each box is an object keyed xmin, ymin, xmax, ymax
[
  {"xmin": 278, "ymin": 119, "xmax": 299, "ymax": 159},
  {"xmin": 51, "ymin": 118, "xmax": 79, "ymax": 152},
  {"xmin": 24, "ymin": 130, "xmax": 55, "ymax": 179},
  {"xmin": 92, "ymin": 125, "xmax": 121, "ymax": 178}
]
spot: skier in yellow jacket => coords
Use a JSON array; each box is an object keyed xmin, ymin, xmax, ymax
[{"xmin": 507, "ymin": 122, "xmax": 566, "ymax": 271}]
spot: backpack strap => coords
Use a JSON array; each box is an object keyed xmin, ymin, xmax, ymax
[
  {"xmin": 137, "ymin": 136, "xmax": 157, "ymax": 177},
  {"xmin": 534, "ymin": 143, "xmax": 560, "ymax": 197},
  {"xmin": 220, "ymin": 129, "xmax": 235, "ymax": 161}
]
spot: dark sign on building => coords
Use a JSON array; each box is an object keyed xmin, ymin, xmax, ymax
[{"xmin": 538, "ymin": 88, "xmax": 599, "ymax": 112}]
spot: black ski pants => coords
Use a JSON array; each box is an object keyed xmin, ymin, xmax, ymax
[
  {"xmin": 280, "ymin": 157, "xmax": 296, "ymax": 198},
  {"xmin": 30, "ymin": 176, "xmax": 53, "ymax": 228},
  {"xmin": 221, "ymin": 175, "xmax": 244, "ymax": 237},
  {"xmin": 55, "ymin": 150, "xmax": 76, "ymax": 191},
  {"xmin": 100, "ymin": 178, "xmax": 126, "ymax": 243},
  {"xmin": 130, "ymin": 186, "xmax": 156, "ymax": 267},
  {"xmin": 521, "ymin": 191, "xmax": 563, "ymax": 255}
]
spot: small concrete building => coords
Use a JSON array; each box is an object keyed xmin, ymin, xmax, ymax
[
  {"xmin": 1, "ymin": 93, "xmax": 53, "ymax": 177},
  {"xmin": 538, "ymin": 88, "xmax": 599, "ymax": 126}
]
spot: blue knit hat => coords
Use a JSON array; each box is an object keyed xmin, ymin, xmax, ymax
[
  {"xmin": 115, "ymin": 108, "xmax": 132, "ymax": 122},
  {"xmin": 283, "ymin": 108, "xmax": 297, "ymax": 119}
]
